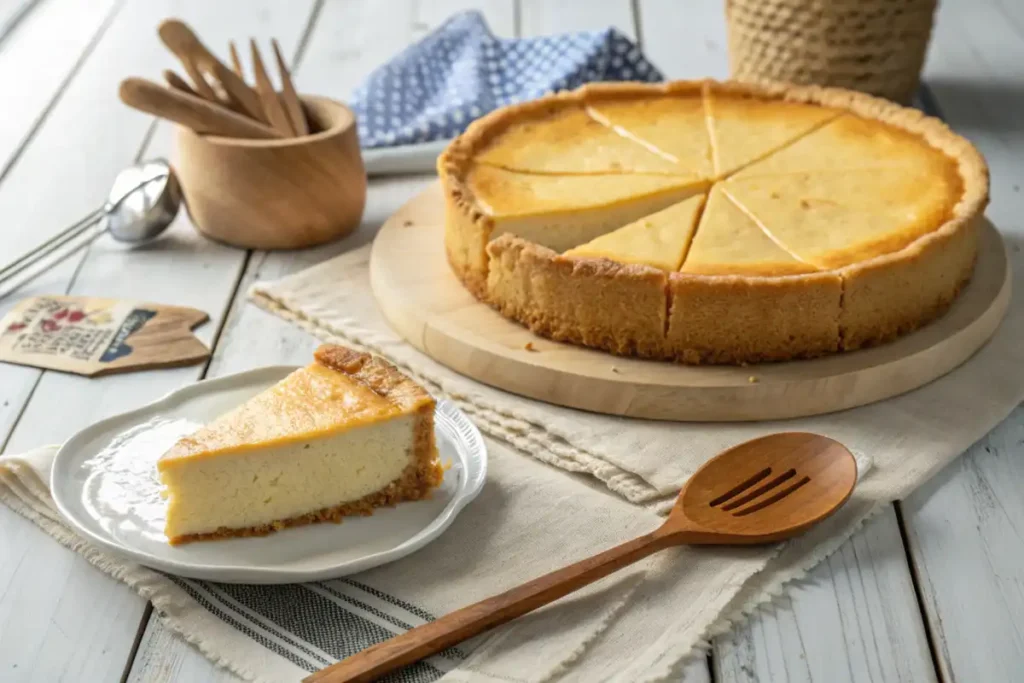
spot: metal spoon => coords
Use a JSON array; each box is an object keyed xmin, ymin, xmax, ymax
[
  {"xmin": 0, "ymin": 159, "xmax": 181, "ymax": 294},
  {"xmin": 306, "ymin": 432, "xmax": 858, "ymax": 683}
]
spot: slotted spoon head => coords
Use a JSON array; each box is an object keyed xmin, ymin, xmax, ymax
[{"xmin": 663, "ymin": 433, "xmax": 857, "ymax": 545}]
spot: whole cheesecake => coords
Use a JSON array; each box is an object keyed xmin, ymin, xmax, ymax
[{"xmin": 438, "ymin": 80, "xmax": 989, "ymax": 364}]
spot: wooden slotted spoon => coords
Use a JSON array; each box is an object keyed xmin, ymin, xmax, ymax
[{"xmin": 305, "ymin": 432, "xmax": 858, "ymax": 683}]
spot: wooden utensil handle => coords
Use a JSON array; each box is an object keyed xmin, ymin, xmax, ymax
[
  {"xmin": 304, "ymin": 532, "xmax": 670, "ymax": 683},
  {"xmin": 118, "ymin": 78, "xmax": 282, "ymax": 140},
  {"xmin": 272, "ymin": 38, "xmax": 309, "ymax": 135},
  {"xmin": 250, "ymin": 39, "xmax": 296, "ymax": 136},
  {"xmin": 163, "ymin": 69, "xmax": 196, "ymax": 96},
  {"xmin": 158, "ymin": 19, "xmax": 268, "ymax": 123},
  {"xmin": 204, "ymin": 59, "xmax": 269, "ymax": 123}
]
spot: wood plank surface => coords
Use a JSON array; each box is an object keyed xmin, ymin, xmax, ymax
[
  {"xmin": 638, "ymin": 0, "xmax": 729, "ymax": 80},
  {"xmin": 0, "ymin": 1, "xmax": 1017, "ymax": 683},
  {"xmin": 715, "ymin": 511, "xmax": 936, "ymax": 683},
  {"xmin": 0, "ymin": 2, "xmax": 317, "ymax": 681},
  {"xmin": 0, "ymin": 0, "xmax": 120, "ymax": 448},
  {"xmin": 898, "ymin": 0, "xmax": 1024, "ymax": 679},
  {"xmin": 902, "ymin": 411, "xmax": 1024, "ymax": 682},
  {"xmin": 520, "ymin": 0, "xmax": 636, "ymax": 39},
  {"xmin": 0, "ymin": 0, "xmax": 119, "ymax": 172},
  {"xmin": 125, "ymin": 612, "xmax": 241, "ymax": 683}
]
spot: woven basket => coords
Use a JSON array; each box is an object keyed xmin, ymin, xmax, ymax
[{"xmin": 725, "ymin": 0, "xmax": 937, "ymax": 104}]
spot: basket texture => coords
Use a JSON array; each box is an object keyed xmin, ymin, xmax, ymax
[{"xmin": 726, "ymin": 0, "xmax": 937, "ymax": 104}]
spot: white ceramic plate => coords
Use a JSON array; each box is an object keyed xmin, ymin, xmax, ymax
[
  {"xmin": 362, "ymin": 139, "xmax": 450, "ymax": 176},
  {"xmin": 50, "ymin": 366, "xmax": 487, "ymax": 584}
]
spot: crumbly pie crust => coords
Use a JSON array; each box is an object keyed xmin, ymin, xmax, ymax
[{"xmin": 438, "ymin": 80, "xmax": 989, "ymax": 364}]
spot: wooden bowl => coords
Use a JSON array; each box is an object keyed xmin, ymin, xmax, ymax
[{"xmin": 174, "ymin": 96, "xmax": 366, "ymax": 249}]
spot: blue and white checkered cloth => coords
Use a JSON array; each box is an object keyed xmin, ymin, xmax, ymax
[{"xmin": 349, "ymin": 11, "xmax": 664, "ymax": 149}]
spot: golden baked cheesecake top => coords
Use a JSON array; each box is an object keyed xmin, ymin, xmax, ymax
[
  {"xmin": 682, "ymin": 186, "xmax": 817, "ymax": 276},
  {"xmin": 159, "ymin": 345, "xmax": 433, "ymax": 466},
  {"xmin": 441, "ymin": 80, "xmax": 983, "ymax": 279},
  {"xmin": 474, "ymin": 104, "xmax": 689, "ymax": 176},
  {"xmin": 462, "ymin": 163, "xmax": 707, "ymax": 253},
  {"xmin": 705, "ymin": 85, "xmax": 841, "ymax": 178},
  {"xmin": 564, "ymin": 193, "xmax": 707, "ymax": 271},
  {"xmin": 585, "ymin": 90, "xmax": 713, "ymax": 179},
  {"xmin": 724, "ymin": 166, "xmax": 961, "ymax": 269}
]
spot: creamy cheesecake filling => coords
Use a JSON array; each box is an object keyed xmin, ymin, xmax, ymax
[
  {"xmin": 490, "ymin": 184, "xmax": 707, "ymax": 253},
  {"xmin": 161, "ymin": 415, "xmax": 418, "ymax": 539}
]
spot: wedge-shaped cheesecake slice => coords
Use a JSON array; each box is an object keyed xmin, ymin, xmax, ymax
[
  {"xmin": 681, "ymin": 186, "xmax": 816, "ymax": 276},
  {"xmin": 723, "ymin": 166, "xmax": 960, "ymax": 268},
  {"xmin": 475, "ymin": 105, "xmax": 688, "ymax": 175},
  {"xmin": 669, "ymin": 187, "xmax": 840, "ymax": 364},
  {"xmin": 732, "ymin": 114, "xmax": 952, "ymax": 177},
  {"xmin": 564, "ymin": 193, "xmax": 706, "ymax": 271},
  {"xmin": 466, "ymin": 164, "xmax": 708, "ymax": 252},
  {"xmin": 705, "ymin": 89, "xmax": 840, "ymax": 178},
  {"xmin": 158, "ymin": 344, "xmax": 442, "ymax": 544},
  {"xmin": 586, "ymin": 90, "xmax": 714, "ymax": 179}
]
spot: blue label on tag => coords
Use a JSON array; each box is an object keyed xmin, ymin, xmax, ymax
[{"xmin": 99, "ymin": 309, "xmax": 156, "ymax": 362}]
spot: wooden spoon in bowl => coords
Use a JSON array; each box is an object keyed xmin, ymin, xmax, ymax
[
  {"xmin": 158, "ymin": 18, "xmax": 267, "ymax": 123},
  {"xmin": 305, "ymin": 432, "xmax": 858, "ymax": 683},
  {"xmin": 119, "ymin": 78, "xmax": 282, "ymax": 140}
]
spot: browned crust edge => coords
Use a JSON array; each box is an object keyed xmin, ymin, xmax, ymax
[
  {"xmin": 486, "ymin": 235, "xmax": 669, "ymax": 358},
  {"xmin": 838, "ymin": 215, "xmax": 981, "ymax": 351},
  {"xmin": 314, "ymin": 343, "xmax": 435, "ymax": 413},
  {"xmin": 665, "ymin": 270, "xmax": 843, "ymax": 364},
  {"xmin": 438, "ymin": 79, "xmax": 990, "ymax": 365},
  {"xmin": 168, "ymin": 344, "xmax": 442, "ymax": 545}
]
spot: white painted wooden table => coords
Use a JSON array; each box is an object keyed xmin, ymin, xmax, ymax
[{"xmin": 0, "ymin": 1, "xmax": 1020, "ymax": 681}]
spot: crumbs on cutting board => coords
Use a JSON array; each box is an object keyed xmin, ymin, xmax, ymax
[
  {"xmin": 748, "ymin": 375, "xmax": 759, "ymax": 384},
  {"xmin": 610, "ymin": 366, "xmax": 621, "ymax": 374},
  {"xmin": 524, "ymin": 342, "xmax": 538, "ymax": 352}
]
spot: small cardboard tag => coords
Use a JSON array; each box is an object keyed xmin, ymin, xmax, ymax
[{"xmin": 0, "ymin": 296, "xmax": 209, "ymax": 376}]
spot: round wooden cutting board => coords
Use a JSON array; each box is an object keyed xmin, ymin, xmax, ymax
[{"xmin": 369, "ymin": 183, "xmax": 1011, "ymax": 422}]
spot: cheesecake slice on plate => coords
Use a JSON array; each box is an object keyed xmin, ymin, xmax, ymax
[{"xmin": 157, "ymin": 344, "xmax": 443, "ymax": 545}]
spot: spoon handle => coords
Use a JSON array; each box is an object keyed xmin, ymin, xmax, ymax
[
  {"xmin": 119, "ymin": 78, "xmax": 282, "ymax": 140},
  {"xmin": 0, "ymin": 209, "xmax": 103, "ymax": 294},
  {"xmin": 303, "ymin": 532, "xmax": 670, "ymax": 683},
  {"xmin": 0, "ymin": 172, "xmax": 176, "ymax": 296}
]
